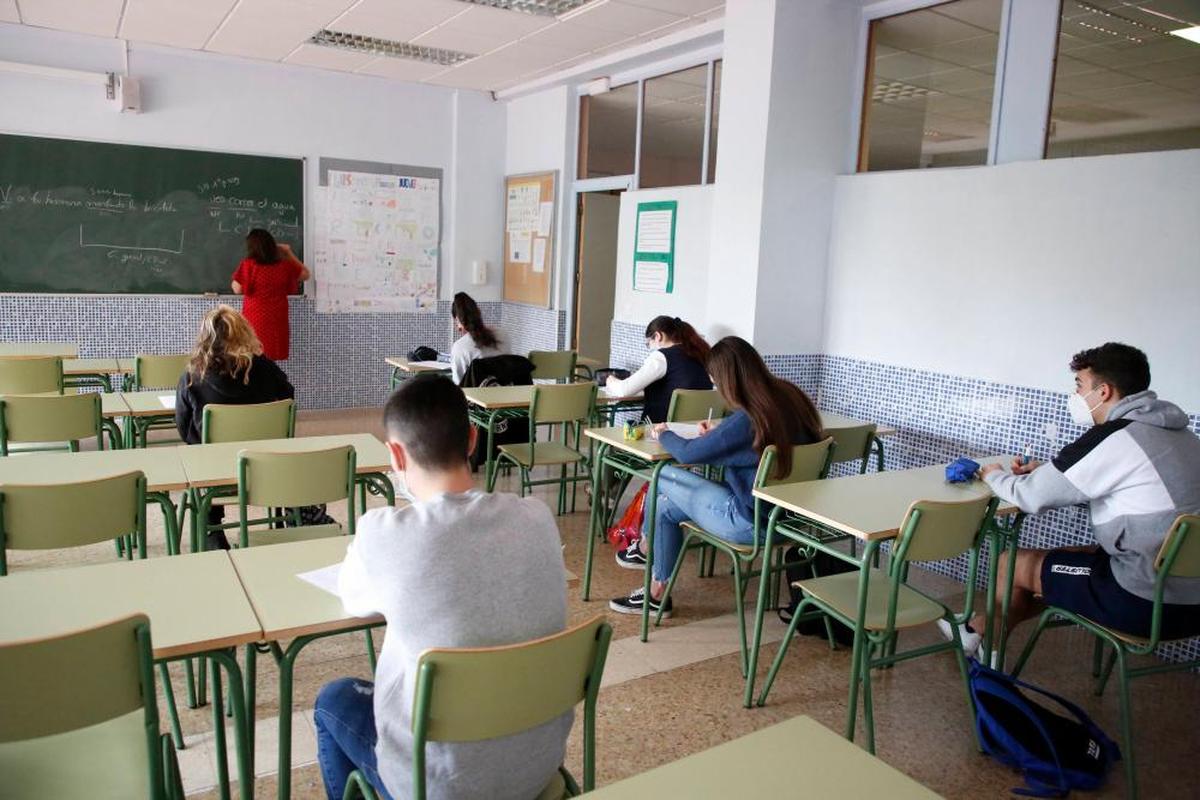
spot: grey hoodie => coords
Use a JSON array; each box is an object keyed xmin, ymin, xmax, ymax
[{"xmin": 984, "ymin": 390, "xmax": 1200, "ymax": 603}]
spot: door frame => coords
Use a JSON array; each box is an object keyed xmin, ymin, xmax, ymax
[{"xmin": 565, "ymin": 175, "xmax": 633, "ymax": 358}]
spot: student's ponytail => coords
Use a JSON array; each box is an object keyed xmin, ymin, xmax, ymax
[
  {"xmin": 645, "ymin": 315, "xmax": 710, "ymax": 363},
  {"xmin": 452, "ymin": 292, "xmax": 500, "ymax": 349}
]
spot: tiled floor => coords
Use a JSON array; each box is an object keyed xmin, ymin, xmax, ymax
[{"xmin": 9, "ymin": 408, "xmax": 1199, "ymax": 799}]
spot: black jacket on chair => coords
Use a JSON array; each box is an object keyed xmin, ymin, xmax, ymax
[
  {"xmin": 460, "ymin": 354, "xmax": 534, "ymax": 470},
  {"xmin": 174, "ymin": 355, "xmax": 294, "ymax": 445}
]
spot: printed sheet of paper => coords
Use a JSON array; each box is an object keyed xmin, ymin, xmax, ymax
[
  {"xmin": 510, "ymin": 231, "xmax": 532, "ymax": 263},
  {"xmin": 634, "ymin": 260, "xmax": 669, "ymax": 293},
  {"xmin": 665, "ymin": 422, "xmax": 703, "ymax": 439},
  {"xmin": 157, "ymin": 394, "xmax": 175, "ymax": 409},
  {"xmin": 532, "ymin": 237, "xmax": 547, "ymax": 273},
  {"xmin": 506, "ymin": 183, "xmax": 541, "ymax": 234},
  {"xmin": 635, "ymin": 208, "xmax": 674, "ymax": 254},
  {"xmin": 297, "ymin": 563, "xmax": 342, "ymax": 596},
  {"xmin": 537, "ymin": 201, "xmax": 553, "ymax": 236}
]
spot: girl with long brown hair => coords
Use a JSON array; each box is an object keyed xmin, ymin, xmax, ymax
[
  {"xmin": 610, "ymin": 336, "xmax": 822, "ymax": 617},
  {"xmin": 449, "ymin": 292, "xmax": 506, "ymax": 383},
  {"xmin": 605, "ymin": 315, "xmax": 712, "ymax": 422}
]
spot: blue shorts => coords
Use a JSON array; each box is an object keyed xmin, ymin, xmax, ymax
[{"xmin": 1040, "ymin": 549, "xmax": 1200, "ymax": 640}]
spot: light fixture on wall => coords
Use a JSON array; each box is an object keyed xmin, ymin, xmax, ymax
[
  {"xmin": 308, "ymin": 30, "xmax": 475, "ymax": 66},
  {"xmin": 450, "ymin": 0, "xmax": 597, "ymax": 18}
]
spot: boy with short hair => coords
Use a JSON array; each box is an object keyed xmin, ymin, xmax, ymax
[{"xmin": 314, "ymin": 375, "xmax": 570, "ymax": 800}]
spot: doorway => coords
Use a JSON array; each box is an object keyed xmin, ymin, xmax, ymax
[{"xmin": 572, "ymin": 190, "xmax": 621, "ymax": 365}]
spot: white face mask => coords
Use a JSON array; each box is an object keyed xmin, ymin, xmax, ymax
[
  {"xmin": 1067, "ymin": 387, "xmax": 1102, "ymax": 427},
  {"xmin": 393, "ymin": 469, "xmax": 416, "ymax": 503}
]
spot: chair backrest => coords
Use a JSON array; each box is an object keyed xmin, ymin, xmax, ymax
[
  {"xmin": 0, "ymin": 471, "xmax": 145, "ymax": 573},
  {"xmin": 134, "ymin": 354, "xmax": 191, "ymax": 391},
  {"xmin": 667, "ymin": 389, "xmax": 726, "ymax": 423},
  {"xmin": 825, "ymin": 423, "xmax": 877, "ymax": 466},
  {"xmin": 1155, "ymin": 514, "xmax": 1200, "ymax": 579},
  {"xmin": 0, "ymin": 393, "xmax": 102, "ymax": 455},
  {"xmin": 528, "ymin": 350, "xmax": 577, "ymax": 382},
  {"xmin": 0, "ymin": 357, "xmax": 62, "ymax": 395},
  {"xmin": 238, "ymin": 446, "xmax": 355, "ymax": 536},
  {"xmin": 754, "ymin": 438, "xmax": 835, "ymax": 490},
  {"xmin": 0, "ymin": 614, "xmax": 164, "ymax": 799},
  {"xmin": 411, "ymin": 616, "xmax": 611, "ymax": 797},
  {"xmin": 530, "ymin": 382, "xmax": 595, "ymax": 426},
  {"xmin": 894, "ymin": 496, "xmax": 995, "ymax": 564},
  {"xmin": 201, "ymin": 399, "xmax": 295, "ymax": 444}
]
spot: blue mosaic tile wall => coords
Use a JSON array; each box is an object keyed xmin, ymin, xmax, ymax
[{"xmin": 501, "ymin": 302, "xmax": 565, "ymax": 356}]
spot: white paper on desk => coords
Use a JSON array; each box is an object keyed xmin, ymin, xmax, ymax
[
  {"xmin": 665, "ymin": 422, "xmax": 702, "ymax": 439},
  {"xmin": 297, "ymin": 563, "xmax": 342, "ymax": 596},
  {"xmin": 157, "ymin": 394, "xmax": 175, "ymax": 409},
  {"xmin": 409, "ymin": 360, "xmax": 448, "ymax": 369}
]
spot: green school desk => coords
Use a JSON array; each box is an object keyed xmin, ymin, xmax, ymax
[
  {"xmin": 0, "ymin": 342, "xmax": 77, "ymax": 357},
  {"xmin": 177, "ymin": 433, "xmax": 394, "ymax": 554},
  {"xmin": 229, "ymin": 537, "xmax": 384, "ymax": 800},
  {"xmin": 748, "ymin": 458, "xmax": 1023, "ymax": 712},
  {"xmin": 0, "ymin": 551, "xmax": 262, "ymax": 800},
  {"xmin": 583, "ymin": 716, "xmax": 941, "ymax": 798},
  {"xmin": 62, "ymin": 357, "xmax": 121, "ymax": 392},
  {"xmin": 384, "ymin": 357, "xmax": 450, "ymax": 390},
  {"xmin": 117, "ymin": 389, "xmax": 181, "ymax": 448}
]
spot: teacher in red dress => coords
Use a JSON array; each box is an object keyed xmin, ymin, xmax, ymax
[{"xmin": 231, "ymin": 228, "xmax": 309, "ymax": 361}]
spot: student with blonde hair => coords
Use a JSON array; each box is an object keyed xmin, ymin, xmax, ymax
[{"xmin": 175, "ymin": 305, "xmax": 295, "ymax": 549}]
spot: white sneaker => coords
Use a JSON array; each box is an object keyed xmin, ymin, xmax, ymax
[{"xmin": 937, "ymin": 619, "xmax": 982, "ymax": 658}]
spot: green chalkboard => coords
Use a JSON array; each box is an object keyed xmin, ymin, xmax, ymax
[{"xmin": 0, "ymin": 133, "xmax": 304, "ymax": 294}]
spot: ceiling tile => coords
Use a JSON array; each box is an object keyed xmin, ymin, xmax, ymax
[
  {"xmin": 440, "ymin": 5, "xmax": 555, "ymax": 39},
  {"xmin": 329, "ymin": 0, "xmax": 464, "ymax": 42},
  {"xmin": 423, "ymin": 54, "xmax": 526, "ymax": 90},
  {"xmin": 410, "ymin": 26, "xmax": 497, "ymax": 55},
  {"xmin": 0, "ymin": 1, "xmax": 19, "ymax": 23},
  {"xmin": 355, "ymin": 55, "xmax": 448, "ymax": 81},
  {"xmin": 618, "ymin": 0, "xmax": 723, "ymax": 14},
  {"xmin": 566, "ymin": 1, "xmax": 681, "ymax": 36},
  {"xmin": 521, "ymin": 20, "xmax": 629, "ymax": 52},
  {"xmin": 927, "ymin": 0, "xmax": 1002, "ymax": 33},
  {"xmin": 119, "ymin": 0, "xmax": 237, "ymax": 50},
  {"xmin": 205, "ymin": 0, "xmax": 356, "ymax": 60},
  {"xmin": 17, "ymin": 0, "xmax": 124, "ymax": 37},
  {"xmin": 487, "ymin": 39, "xmax": 578, "ymax": 69},
  {"xmin": 284, "ymin": 42, "xmax": 375, "ymax": 71},
  {"xmin": 875, "ymin": 12, "xmax": 990, "ymax": 51}
]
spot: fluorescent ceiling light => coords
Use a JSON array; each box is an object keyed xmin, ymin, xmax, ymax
[
  {"xmin": 309, "ymin": 30, "xmax": 475, "ymax": 65},
  {"xmin": 451, "ymin": 0, "xmax": 594, "ymax": 18},
  {"xmin": 1169, "ymin": 26, "xmax": 1200, "ymax": 45}
]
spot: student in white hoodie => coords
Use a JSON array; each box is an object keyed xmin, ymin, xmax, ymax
[
  {"xmin": 314, "ymin": 375, "xmax": 569, "ymax": 800},
  {"xmin": 943, "ymin": 343, "xmax": 1200, "ymax": 659},
  {"xmin": 449, "ymin": 292, "xmax": 505, "ymax": 383}
]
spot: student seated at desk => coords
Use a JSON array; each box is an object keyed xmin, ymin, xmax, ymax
[
  {"xmin": 606, "ymin": 315, "xmax": 712, "ymax": 422},
  {"xmin": 315, "ymin": 375, "xmax": 570, "ymax": 800},
  {"xmin": 450, "ymin": 292, "xmax": 506, "ymax": 383},
  {"xmin": 610, "ymin": 336, "xmax": 822, "ymax": 617},
  {"xmin": 175, "ymin": 305, "xmax": 294, "ymax": 550},
  {"xmin": 944, "ymin": 343, "xmax": 1200, "ymax": 658}
]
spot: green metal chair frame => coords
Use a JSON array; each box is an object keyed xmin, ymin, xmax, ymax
[
  {"xmin": 0, "ymin": 356, "xmax": 63, "ymax": 395},
  {"xmin": 1010, "ymin": 514, "xmax": 1200, "ymax": 799},
  {"xmin": 490, "ymin": 382, "xmax": 595, "ymax": 516},
  {"xmin": 755, "ymin": 495, "xmax": 996, "ymax": 755},
  {"xmin": 342, "ymin": 616, "xmax": 613, "ymax": 800},
  {"xmin": 235, "ymin": 445, "xmax": 356, "ymax": 547},
  {"xmin": 826, "ymin": 422, "xmax": 879, "ymax": 474},
  {"xmin": 666, "ymin": 389, "xmax": 727, "ymax": 423},
  {"xmin": 0, "ymin": 614, "xmax": 184, "ymax": 799},
  {"xmin": 127, "ymin": 355, "xmax": 192, "ymax": 447},
  {"xmin": 655, "ymin": 439, "xmax": 835, "ymax": 677},
  {"xmin": 0, "ymin": 392, "xmax": 104, "ymax": 456},
  {"xmin": 529, "ymin": 350, "xmax": 578, "ymax": 383}
]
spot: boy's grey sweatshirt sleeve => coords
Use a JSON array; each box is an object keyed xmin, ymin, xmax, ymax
[{"xmin": 982, "ymin": 463, "xmax": 1088, "ymax": 515}]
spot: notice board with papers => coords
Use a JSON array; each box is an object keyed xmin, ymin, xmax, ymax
[{"xmin": 502, "ymin": 171, "xmax": 556, "ymax": 308}]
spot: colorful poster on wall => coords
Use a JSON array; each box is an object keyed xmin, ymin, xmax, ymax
[{"xmin": 632, "ymin": 200, "xmax": 676, "ymax": 294}]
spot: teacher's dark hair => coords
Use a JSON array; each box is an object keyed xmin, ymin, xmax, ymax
[
  {"xmin": 383, "ymin": 375, "xmax": 471, "ymax": 470},
  {"xmin": 245, "ymin": 229, "xmax": 280, "ymax": 264},
  {"xmin": 451, "ymin": 292, "xmax": 499, "ymax": 349},
  {"xmin": 645, "ymin": 315, "xmax": 709, "ymax": 363},
  {"xmin": 706, "ymin": 336, "xmax": 822, "ymax": 480}
]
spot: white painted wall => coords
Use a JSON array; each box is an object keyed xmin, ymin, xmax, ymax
[
  {"xmin": 504, "ymin": 84, "xmax": 572, "ymax": 309},
  {"xmin": 0, "ymin": 21, "xmax": 504, "ymax": 299},
  {"xmin": 823, "ymin": 148, "xmax": 1200, "ymax": 411},
  {"xmin": 450, "ymin": 90, "xmax": 506, "ymax": 301},
  {"xmin": 613, "ymin": 185, "xmax": 713, "ymax": 332}
]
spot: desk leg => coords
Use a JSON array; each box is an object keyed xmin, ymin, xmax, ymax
[
  {"xmin": 845, "ymin": 540, "xmax": 880, "ymax": 744},
  {"xmin": 358, "ymin": 473, "xmax": 395, "ymax": 506},
  {"xmin": 483, "ymin": 410, "xmax": 499, "ymax": 492},
  {"xmin": 582, "ymin": 443, "xmax": 609, "ymax": 601},
  {"xmin": 389, "ymin": 367, "xmax": 401, "ymax": 391},
  {"xmin": 101, "ymin": 418, "xmax": 122, "ymax": 450},
  {"xmin": 994, "ymin": 514, "xmax": 1024, "ymax": 670},
  {"xmin": 206, "ymin": 649, "xmax": 253, "ymax": 800},
  {"xmin": 640, "ymin": 461, "xmax": 668, "ymax": 643},
  {"xmin": 149, "ymin": 492, "xmax": 180, "ymax": 556},
  {"xmin": 744, "ymin": 506, "xmax": 783, "ymax": 708}
]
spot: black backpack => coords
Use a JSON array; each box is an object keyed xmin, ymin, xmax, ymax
[
  {"xmin": 460, "ymin": 355, "xmax": 535, "ymax": 471},
  {"xmin": 778, "ymin": 546, "xmax": 857, "ymax": 646},
  {"xmin": 407, "ymin": 345, "xmax": 440, "ymax": 362}
]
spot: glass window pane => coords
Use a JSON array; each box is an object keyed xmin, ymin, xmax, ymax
[
  {"xmin": 1047, "ymin": 1, "xmax": 1200, "ymax": 159},
  {"xmin": 859, "ymin": 0, "xmax": 1003, "ymax": 172},
  {"xmin": 578, "ymin": 82, "xmax": 638, "ymax": 179},
  {"xmin": 639, "ymin": 64, "xmax": 708, "ymax": 188},
  {"xmin": 707, "ymin": 60, "xmax": 722, "ymax": 183}
]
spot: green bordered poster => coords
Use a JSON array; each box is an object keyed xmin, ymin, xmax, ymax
[{"xmin": 632, "ymin": 200, "xmax": 676, "ymax": 293}]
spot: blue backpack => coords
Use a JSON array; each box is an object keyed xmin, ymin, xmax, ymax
[{"xmin": 968, "ymin": 658, "xmax": 1120, "ymax": 797}]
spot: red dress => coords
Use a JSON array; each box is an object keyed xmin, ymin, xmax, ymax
[{"xmin": 233, "ymin": 258, "xmax": 302, "ymax": 361}]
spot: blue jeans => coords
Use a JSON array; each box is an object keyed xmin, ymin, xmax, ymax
[
  {"xmin": 644, "ymin": 466, "xmax": 754, "ymax": 582},
  {"xmin": 315, "ymin": 678, "xmax": 394, "ymax": 800}
]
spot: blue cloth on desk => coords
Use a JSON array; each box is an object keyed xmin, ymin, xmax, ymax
[{"xmin": 946, "ymin": 457, "xmax": 981, "ymax": 483}]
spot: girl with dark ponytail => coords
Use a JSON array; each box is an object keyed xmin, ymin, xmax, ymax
[
  {"xmin": 606, "ymin": 315, "xmax": 712, "ymax": 423},
  {"xmin": 449, "ymin": 292, "xmax": 505, "ymax": 382}
]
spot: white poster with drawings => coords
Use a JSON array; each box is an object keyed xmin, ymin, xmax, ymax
[{"xmin": 314, "ymin": 168, "xmax": 440, "ymax": 313}]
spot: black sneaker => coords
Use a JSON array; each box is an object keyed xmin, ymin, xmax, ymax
[
  {"xmin": 609, "ymin": 587, "xmax": 672, "ymax": 619},
  {"xmin": 615, "ymin": 543, "xmax": 647, "ymax": 570}
]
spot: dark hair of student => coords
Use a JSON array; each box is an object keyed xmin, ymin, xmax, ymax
[
  {"xmin": 1069, "ymin": 342, "xmax": 1150, "ymax": 398},
  {"xmin": 451, "ymin": 292, "xmax": 499, "ymax": 349},
  {"xmin": 706, "ymin": 336, "xmax": 822, "ymax": 480},
  {"xmin": 645, "ymin": 315, "xmax": 710, "ymax": 363},
  {"xmin": 245, "ymin": 228, "xmax": 280, "ymax": 264},
  {"xmin": 384, "ymin": 375, "xmax": 471, "ymax": 471}
]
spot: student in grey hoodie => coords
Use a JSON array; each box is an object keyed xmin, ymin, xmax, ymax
[
  {"xmin": 944, "ymin": 343, "xmax": 1200, "ymax": 660},
  {"xmin": 314, "ymin": 375, "xmax": 570, "ymax": 800}
]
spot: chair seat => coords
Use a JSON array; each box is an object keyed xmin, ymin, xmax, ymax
[
  {"xmin": 245, "ymin": 523, "xmax": 342, "ymax": 547},
  {"xmin": 497, "ymin": 442, "xmax": 584, "ymax": 467},
  {"xmin": 680, "ymin": 520, "xmax": 756, "ymax": 553},
  {"xmin": 796, "ymin": 569, "xmax": 946, "ymax": 631},
  {"xmin": 1071, "ymin": 612, "xmax": 1195, "ymax": 647}
]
